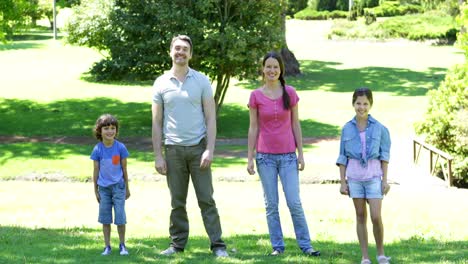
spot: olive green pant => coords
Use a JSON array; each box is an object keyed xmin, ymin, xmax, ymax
[{"xmin": 164, "ymin": 139, "xmax": 226, "ymax": 250}]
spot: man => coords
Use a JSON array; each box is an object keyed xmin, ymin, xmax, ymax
[{"xmin": 152, "ymin": 35, "xmax": 228, "ymax": 258}]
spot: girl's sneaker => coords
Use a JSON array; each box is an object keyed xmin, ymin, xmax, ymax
[
  {"xmin": 119, "ymin": 243, "xmax": 129, "ymax": 255},
  {"xmin": 101, "ymin": 246, "xmax": 111, "ymax": 256}
]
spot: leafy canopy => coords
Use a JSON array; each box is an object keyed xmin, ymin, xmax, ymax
[{"xmin": 66, "ymin": 0, "xmax": 283, "ymax": 111}]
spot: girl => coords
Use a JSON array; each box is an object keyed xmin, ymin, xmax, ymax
[
  {"xmin": 337, "ymin": 88, "xmax": 391, "ymax": 264},
  {"xmin": 247, "ymin": 51, "xmax": 320, "ymax": 257}
]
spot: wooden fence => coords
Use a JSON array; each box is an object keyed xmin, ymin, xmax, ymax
[{"xmin": 413, "ymin": 137, "xmax": 454, "ymax": 187}]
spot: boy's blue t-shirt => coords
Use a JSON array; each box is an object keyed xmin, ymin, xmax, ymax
[{"xmin": 90, "ymin": 140, "xmax": 129, "ymax": 187}]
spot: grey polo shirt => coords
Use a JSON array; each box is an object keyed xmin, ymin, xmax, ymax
[{"xmin": 153, "ymin": 68, "xmax": 213, "ymax": 146}]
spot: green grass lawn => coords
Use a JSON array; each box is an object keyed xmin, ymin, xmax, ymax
[{"xmin": 0, "ymin": 181, "xmax": 467, "ymax": 263}]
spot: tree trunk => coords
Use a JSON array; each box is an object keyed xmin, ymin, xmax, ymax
[
  {"xmin": 214, "ymin": 73, "xmax": 230, "ymax": 117},
  {"xmin": 281, "ymin": 47, "xmax": 301, "ymax": 77},
  {"xmin": 280, "ymin": 6, "xmax": 301, "ymax": 77}
]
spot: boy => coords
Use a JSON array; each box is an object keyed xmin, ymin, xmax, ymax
[{"xmin": 91, "ymin": 114, "xmax": 130, "ymax": 256}]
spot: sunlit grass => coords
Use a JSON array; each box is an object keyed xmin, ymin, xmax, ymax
[{"xmin": 0, "ymin": 181, "xmax": 467, "ymax": 263}]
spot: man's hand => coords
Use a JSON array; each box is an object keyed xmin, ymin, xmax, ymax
[
  {"xmin": 155, "ymin": 156, "xmax": 167, "ymax": 175},
  {"xmin": 200, "ymin": 149, "xmax": 213, "ymax": 169}
]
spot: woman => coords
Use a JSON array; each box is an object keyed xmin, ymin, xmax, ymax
[
  {"xmin": 247, "ymin": 51, "xmax": 320, "ymax": 257},
  {"xmin": 337, "ymin": 87, "xmax": 391, "ymax": 264}
]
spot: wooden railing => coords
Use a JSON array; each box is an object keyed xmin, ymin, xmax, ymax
[{"xmin": 413, "ymin": 137, "xmax": 454, "ymax": 187}]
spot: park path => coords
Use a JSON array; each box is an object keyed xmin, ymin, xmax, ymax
[{"xmin": 0, "ymin": 135, "xmax": 453, "ymax": 188}]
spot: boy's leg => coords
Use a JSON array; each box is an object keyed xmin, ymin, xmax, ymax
[
  {"xmin": 98, "ymin": 185, "xmax": 113, "ymax": 248},
  {"xmin": 103, "ymin": 224, "xmax": 111, "ymax": 246},
  {"xmin": 117, "ymin": 224, "xmax": 126, "ymax": 244}
]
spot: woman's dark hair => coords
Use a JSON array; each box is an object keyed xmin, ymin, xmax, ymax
[
  {"xmin": 352, "ymin": 87, "xmax": 373, "ymax": 106},
  {"xmin": 262, "ymin": 51, "xmax": 290, "ymax": 110},
  {"xmin": 93, "ymin": 114, "xmax": 119, "ymax": 141}
]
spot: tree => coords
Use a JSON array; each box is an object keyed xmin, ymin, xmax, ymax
[
  {"xmin": 67, "ymin": 0, "xmax": 283, "ymax": 113},
  {"xmin": 0, "ymin": 0, "xmax": 30, "ymax": 41},
  {"xmin": 280, "ymin": 0, "xmax": 301, "ymax": 76}
]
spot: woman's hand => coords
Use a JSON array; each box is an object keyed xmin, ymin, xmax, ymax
[
  {"xmin": 247, "ymin": 159, "xmax": 256, "ymax": 175},
  {"xmin": 297, "ymin": 153, "xmax": 305, "ymax": 171}
]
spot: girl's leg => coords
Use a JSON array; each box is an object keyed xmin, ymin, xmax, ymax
[
  {"xmin": 103, "ymin": 224, "xmax": 111, "ymax": 246},
  {"xmin": 117, "ymin": 224, "xmax": 126, "ymax": 244},
  {"xmin": 353, "ymin": 198, "xmax": 369, "ymax": 260},
  {"xmin": 368, "ymin": 199, "xmax": 385, "ymax": 257}
]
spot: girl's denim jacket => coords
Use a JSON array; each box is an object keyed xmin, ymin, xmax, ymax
[{"xmin": 336, "ymin": 115, "xmax": 391, "ymax": 167}]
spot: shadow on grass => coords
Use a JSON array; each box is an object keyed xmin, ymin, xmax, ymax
[
  {"xmin": 0, "ymin": 41, "xmax": 46, "ymax": 51},
  {"xmin": 0, "ymin": 226, "xmax": 466, "ymax": 263},
  {"xmin": 237, "ymin": 60, "xmax": 447, "ymax": 96},
  {"xmin": 0, "ymin": 98, "xmax": 339, "ymax": 138},
  {"xmin": 0, "ymin": 29, "xmax": 59, "ymax": 51},
  {"xmin": 0, "ymin": 98, "xmax": 152, "ymax": 138}
]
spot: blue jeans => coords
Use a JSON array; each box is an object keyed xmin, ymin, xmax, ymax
[{"xmin": 256, "ymin": 152, "xmax": 313, "ymax": 252}]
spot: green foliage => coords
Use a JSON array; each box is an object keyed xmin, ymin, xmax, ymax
[
  {"xmin": 286, "ymin": 0, "xmax": 309, "ymax": 16},
  {"xmin": 457, "ymin": 3, "xmax": 468, "ymax": 60},
  {"xmin": 308, "ymin": 0, "xmax": 349, "ymax": 11},
  {"xmin": 419, "ymin": 0, "xmax": 460, "ymax": 15},
  {"xmin": 66, "ymin": 0, "xmax": 283, "ymax": 111},
  {"xmin": 364, "ymin": 1, "xmax": 423, "ymax": 17},
  {"xmin": 65, "ymin": 0, "xmax": 114, "ymax": 52},
  {"xmin": 415, "ymin": 64, "xmax": 468, "ymax": 183},
  {"xmin": 415, "ymin": 4, "xmax": 468, "ymax": 184},
  {"xmin": 294, "ymin": 8, "xmax": 348, "ymax": 19},
  {"xmin": 330, "ymin": 12, "xmax": 457, "ymax": 41},
  {"xmin": 0, "ymin": 0, "xmax": 31, "ymax": 41}
]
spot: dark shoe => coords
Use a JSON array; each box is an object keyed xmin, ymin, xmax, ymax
[
  {"xmin": 304, "ymin": 248, "xmax": 320, "ymax": 256},
  {"xmin": 213, "ymin": 248, "xmax": 229, "ymax": 257},
  {"xmin": 270, "ymin": 250, "xmax": 283, "ymax": 256},
  {"xmin": 160, "ymin": 246, "xmax": 182, "ymax": 256}
]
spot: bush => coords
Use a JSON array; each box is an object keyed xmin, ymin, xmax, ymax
[
  {"xmin": 294, "ymin": 8, "xmax": 348, "ymax": 20},
  {"xmin": 329, "ymin": 11, "xmax": 457, "ymax": 41},
  {"xmin": 415, "ymin": 64, "xmax": 468, "ymax": 185},
  {"xmin": 364, "ymin": 1, "xmax": 423, "ymax": 17}
]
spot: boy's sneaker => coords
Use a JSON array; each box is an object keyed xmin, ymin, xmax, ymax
[
  {"xmin": 119, "ymin": 243, "xmax": 129, "ymax": 255},
  {"xmin": 101, "ymin": 245, "xmax": 111, "ymax": 256}
]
